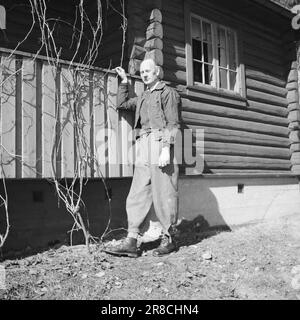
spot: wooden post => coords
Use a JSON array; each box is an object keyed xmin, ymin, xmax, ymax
[
  {"xmin": 127, "ymin": 0, "xmax": 148, "ymax": 75},
  {"xmin": 127, "ymin": 3, "xmax": 164, "ymax": 76},
  {"xmin": 287, "ymin": 41, "xmax": 300, "ymax": 175}
]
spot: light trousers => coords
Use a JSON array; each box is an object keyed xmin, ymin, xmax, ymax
[{"xmin": 126, "ymin": 132, "xmax": 179, "ymax": 238}]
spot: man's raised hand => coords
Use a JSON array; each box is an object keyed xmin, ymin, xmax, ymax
[{"xmin": 115, "ymin": 67, "xmax": 128, "ymax": 83}]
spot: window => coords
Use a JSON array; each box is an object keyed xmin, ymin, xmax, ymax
[{"xmin": 190, "ymin": 15, "xmax": 241, "ymax": 94}]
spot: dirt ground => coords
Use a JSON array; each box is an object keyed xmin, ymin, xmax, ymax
[{"xmin": 1, "ymin": 213, "xmax": 300, "ymax": 300}]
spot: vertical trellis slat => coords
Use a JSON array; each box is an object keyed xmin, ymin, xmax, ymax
[
  {"xmin": 36, "ymin": 60, "xmax": 43, "ymax": 178},
  {"xmin": 15, "ymin": 57, "xmax": 22, "ymax": 178},
  {"xmin": 89, "ymin": 70, "xmax": 95, "ymax": 178},
  {"xmin": 107, "ymin": 74, "xmax": 120, "ymax": 178},
  {"xmin": 42, "ymin": 63, "xmax": 57, "ymax": 178},
  {"xmin": 78, "ymin": 70, "xmax": 91, "ymax": 177},
  {"xmin": 1, "ymin": 55, "xmax": 16, "ymax": 178},
  {"xmin": 61, "ymin": 66, "xmax": 75, "ymax": 178},
  {"xmin": 22, "ymin": 58, "xmax": 37, "ymax": 178},
  {"xmin": 0, "ymin": 50, "xmax": 141, "ymax": 179},
  {"xmin": 94, "ymin": 71, "xmax": 108, "ymax": 178}
]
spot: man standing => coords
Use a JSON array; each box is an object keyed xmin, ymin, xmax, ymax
[{"xmin": 104, "ymin": 59, "xmax": 181, "ymax": 257}]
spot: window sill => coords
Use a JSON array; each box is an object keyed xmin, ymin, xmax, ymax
[{"xmin": 179, "ymin": 84, "xmax": 247, "ymax": 107}]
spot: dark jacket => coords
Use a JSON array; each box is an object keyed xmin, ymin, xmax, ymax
[{"xmin": 117, "ymin": 81, "xmax": 181, "ymax": 146}]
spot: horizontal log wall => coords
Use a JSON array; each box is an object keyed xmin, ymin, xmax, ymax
[
  {"xmin": 96, "ymin": 1, "xmax": 128, "ymax": 69},
  {"xmin": 161, "ymin": 0, "xmax": 293, "ymax": 174},
  {"xmin": 0, "ymin": 50, "xmax": 143, "ymax": 179},
  {"xmin": 0, "ymin": 0, "xmax": 85, "ymax": 63},
  {"xmin": 286, "ymin": 42, "xmax": 300, "ymax": 175}
]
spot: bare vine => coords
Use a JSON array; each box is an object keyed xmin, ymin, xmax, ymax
[
  {"xmin": 0, "ymin": 0, "xmax": 128, "ymax": 252},
  {"xmin": 0, "ymin": 168, "xmax": 9, "ymax": 250}
]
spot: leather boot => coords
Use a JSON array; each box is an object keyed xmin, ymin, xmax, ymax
[
  {"xmin": 153, "ymin": 234, "xmax": 176, "ymax": 257},
  {"xmin": 103, "ymin": 237, "xmax": 139, "ymax": 258}
]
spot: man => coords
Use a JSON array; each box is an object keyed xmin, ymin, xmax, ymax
[{"xmin": 104, "ymin": 58, "xmax": 181, "ymax": 257}]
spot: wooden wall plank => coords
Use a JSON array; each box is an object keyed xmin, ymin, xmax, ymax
[
  {"xmin": 36, "ymin": 61, "xmax": 43, "ymax": 178},
  {"xmin": 93, "ymin": 71, "xmax": 108, "ymax": 178},
  {"xmin": 211, "ymin": 169, "xmax": 290, "ymax": 174},
  {"xmin": 163, "ymin": 25, "xmax": 185, "ymax": 43},
  {"xmin": 163, "ymin": 11, "xmax": 185, "ymax": 30},
  {"xmin": 242, "ymin": 30, "xmax": 284, "ymax": 61},
  {"xmin": 0, "ymin": 55, "xmax": 2, "ymax": 178},
  {"xmin": 246, "ymin": 78, "xmax": 287, "ymax": 98},
  {"xmin": 164, "ymin": 39, "xmax": 186, "ymax": 58},
  {"xmin": 0, "ymin": 55, "xmax": 16, "ymax": 178},
  {"xmin": 15, "ymin": 58, "xmax": 22, "ymax": 178},
  {"xmin": 132, "ymin": 79, "xmax": 145, "ymax": 169},
  {"xmin": 120, "ymin": 78, "xmax": 136, "ymax": 177},
  {"xmin": 107, "ymin": 74, "xmax": 120, "ymax": 177},
  {"xmin": 202, "ymin": 141, "xmax": 290, "ymax": 159},
  {"xmin": 190, "ymin": 125, "xmax": 290, "ymax": 148},
  {"xmin": 164, "ymin": 53, "xmax": 187, "ymax": 71},
  {"xmin": 246, "ymin": 89, "xmax": 287, "ymax": 107},
  {"xmin": 54, "ymin": 67, "xmax": 62, "ymax": 178},
  {"xmin": 42, "ymin": 63, "xmax": 57, "ymax": 178},
  {"xmin": 164, "ymin": 69, "xmax": 186, "ymax": 84},
  {"xmin": 245, "ymin": 68, "xmax": 286, "ymax": 88},
  {"xmin": 247, "ymin": 100, "xmax": 288, "ymax": 118},
  {"xmin": 120, "ymin": 111, "xmax": 134, "ymax": 176},
  {"xmin": 244, "ymin": 56, "xmax": 285, "ymax": 78},
  {"xmin": 202, "ymin": 154, "xmax": 291, "ymax": 170},
  {"xmin": 61, "ymin": 66, "xmax": 75, "ymax": 178},
  {"xmin": 89, "ymin": 71, "xmax": 95, "ymax": 178},
  {"xmin": 243, "ymin": 43, "xmax": 283, "ymax": 66},
  {"xmin": 181, "ymin": 98, "xmax": 288, "ymax": 127},
  {"xmin": 22, "ymin": 58, "xmax": 37, "ymax": 178},
  {"xmin": 182, "ymin": 111, "xmax": 289, "ymax": 137}
]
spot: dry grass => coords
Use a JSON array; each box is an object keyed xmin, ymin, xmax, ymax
[{"xmin": 1, "ymin": 213, "xmax": 300, "ymax": 300}]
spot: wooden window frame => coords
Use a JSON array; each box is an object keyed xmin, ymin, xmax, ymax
[
  {"xmin": 0, "ymin": 5, "xmax": 6, "ymax": 30},
  {"xmin": 190, "ymin": 16, "xmax": 216, "ymax": 88},
  {"xmin": 184, "ymin": 2, "xmax": 246, "ymax": 103}
]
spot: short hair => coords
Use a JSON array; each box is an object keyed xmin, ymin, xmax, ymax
[
  {"xmin": 140, "ymin": 58, "xmax": 157, "ymax": 68},
  {"xmin": 140, "ymin": 58, "xmax": 163, "ymax": 78}
]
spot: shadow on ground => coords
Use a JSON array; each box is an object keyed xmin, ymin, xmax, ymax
[{"xmin": 140, "ymin": 214, "xmax": 231, "ymax": 253}]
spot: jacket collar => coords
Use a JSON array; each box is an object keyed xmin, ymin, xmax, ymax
[{"xmin": 147, "ymin": 81, "xmax": 166, "ymax": 92}]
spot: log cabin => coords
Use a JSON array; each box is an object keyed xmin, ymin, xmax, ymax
[{"xmin": 0, "ymin": 0, "xmax": 300, "ymax": 254}]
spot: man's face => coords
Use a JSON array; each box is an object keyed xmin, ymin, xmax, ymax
[{"xmin": 140, "ymin": 60, "xmax": 159, "ymax": 86}]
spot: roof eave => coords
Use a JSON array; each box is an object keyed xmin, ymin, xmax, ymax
[{"xmin": 252, "ymin": 0, "xmax": 293, "ymax": 18}]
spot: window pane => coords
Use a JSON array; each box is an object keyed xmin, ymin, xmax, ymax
[
  {"xmin": 192, "ymin": 39, "xmax": 202, "ymax": 61},
  {"xmin": 203, "ymin": 42, "xmax": 213, "ymax": 64},
  {"xmin": 204, "ymin": 64, "xmax": 214, "ymax": 85},
  {"xmin": 219, "ymin": 68, "xmax": 228, "ymax": 89},
  {"xmin": 193, "ymin": 61, "xmax": 202, "ymax": 83},
  {"xmin": 218, "ymin": 47, "xmax": 227, "ymax": 68},
  {"xmin": 202, "ymin": 22, "xmax": 212, "ymax": 43},
  {"xmin": 229, "ymin": 71, "xmax": 237, "ymax": 91},
  {"xmin": 192, "ymin": 18, "xmax": 201, "ymax": 40},
  {"xmin": 228, "ymin": 30, "xmax": 237, "ymax": 70},
  {"xmin": 218, "ymin": 27, "xmax": 227, "ymax": 68}
]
